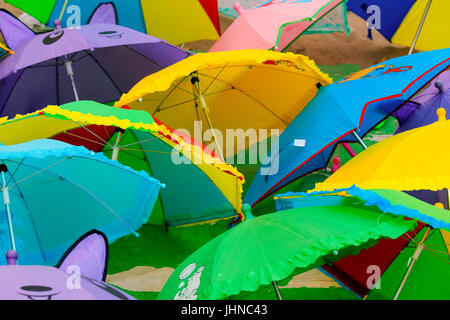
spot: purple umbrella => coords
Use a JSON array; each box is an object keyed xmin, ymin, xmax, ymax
[
  {"xmin": 0, "ymin": 9, "xmax": 191, "ymax": 118},
  {"xmin": 394, "ymin": 69, "xmax": 450, "ymax": 134},
  {"xmin": 0, "ymin": 230, "xmax": 135, "ymax": 300}
]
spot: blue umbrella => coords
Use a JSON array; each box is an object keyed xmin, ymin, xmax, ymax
[
  {"xmin": 244, "ymin": 49, "xmax": 450, "ymax": 207},
  {"xmin": 0, "ymin": 139, "xmax": 163, "ymax": 266}
]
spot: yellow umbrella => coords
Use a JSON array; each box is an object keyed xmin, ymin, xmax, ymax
[
  {"xmin": 115, "ymin": 49, "xmax": 332, "ymax": 158},
  {"xmin": 314, "ymin": 108, "xmax": 450, "ymax": 192}
]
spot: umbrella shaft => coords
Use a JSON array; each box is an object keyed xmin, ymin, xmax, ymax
[
  {"xmin": 65, "ymin": 59, "xmax": 80, "ymax": 101},
  {"xmin": 272, "ymin": 281, "xmax": 283, "ymax": 300},
  {"xmin": 408, "ymin": 0, "xmax": 433, "ymax": 55},
  {"xmin": 1, "ymin": 172, "xmax": 17, "ymax": 252},
  {"xmin": 352, "ymin": 132, "xmax": 368, "ymax": 150}
]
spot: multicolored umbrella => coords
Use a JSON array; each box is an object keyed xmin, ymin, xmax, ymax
[
  {"xmin": 114, "ymin": 49, "xmax": 332, "ymax": 158},
  {"xmin": 1, "ymin": 230, "xmax": 136, "ymax": 300},
  {"xmin": 275, "ymin": 187, "xmax": 450, "ymax": 299},
  {"xmin": 0, "ymin": 139, "xmax": 162, "ymax": 266},
  {"xmin": 210, "ymin": 0, "xmax": 349, "ymax": 52},
  {"xmin": 4, "ymin": 0, "xmax": 220, "ymax": 45},
  {"xmin": 244, "ymin": 48, "xmax": 450, "ymax": 207},
  {"xmin": 157, "ymin": 203, "xmax": 415, "ymax": 300},
  {"xmin": 314, "ymin": 108, "xmax": 450, "ymax": 193},
  {"xmin": 348, "ymin": 0, "xmax": 450, "ymax": 53},
  {"xmin": 0, "ymin": 100, "xmax": 245, "ymax": 227},
  {"xmin": 0, "ymin": 42, "xmax": 14, "ymax": 57},
  {"xmin": 0, "ymin": 10, "xmax": 191, "ymax": 118}
]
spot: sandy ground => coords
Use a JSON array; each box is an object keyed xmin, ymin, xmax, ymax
[{"xmin": 107, "ymin": 266, "xmax": 339, "ymax": 292}]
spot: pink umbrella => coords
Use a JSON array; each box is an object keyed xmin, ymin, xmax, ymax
[{"xmin": 210, "ymin": 0, "xmax": 347, "ymax": 52}]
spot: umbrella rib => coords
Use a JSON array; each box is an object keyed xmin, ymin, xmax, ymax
[
  {"xmin": 123, "ymin": 45, "xmax": 165, "ymax": 69},
  {"xmin": 156, "ymin": 98, "xmax": 197, "ymax": 113},
  {"xmin": 61, "ymin": 130, "xmax": 111, "ymax": 148},
  {"xmin": 196, "ymin": 72, "xmax": 289, "ymax": 126},
  {"xmin": 153, "ymin": 75, "xmax": 192, "ymax": 115},
  {"xmin": 5, "ymin": 158, "xmax": 140, "ymax": 235},
  {"xmin": 423, "ymin": 247, "xmax": 450, "ymax": 265},
  {"xmin": 119, "ymin": 136, "xmax": 160, "ymax": 148},
  {"xmin": 201, "ymin": 63, "xmax": 228, "ymax": 95},
  {"xmin": 7, "ymin": 158, "xmax": 68, "ymax": 188},
  {"xmin": 84, "ymin": 50, "xmax": 124, "ymax": 97},
  {"xmin": 71, "ymin": 120, "xmax": 113, "ymax": 147},
  {"xmin": 6, "ymin": 158, "xmax": 24, "ymax": 186}
]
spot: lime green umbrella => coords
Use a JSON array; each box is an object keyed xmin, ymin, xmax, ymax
[{"xmin": 157, "ymin": 202, "xmax": 415, "ymax": 300}]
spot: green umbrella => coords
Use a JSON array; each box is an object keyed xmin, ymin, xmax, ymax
[{"xmin": 157, "ymin": 201, "xmax": 415, "ymax": 300}]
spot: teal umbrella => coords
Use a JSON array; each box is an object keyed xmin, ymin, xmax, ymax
[{"xmin": 0, "ymin": 139, "xmax": 163, "ymax": 266}]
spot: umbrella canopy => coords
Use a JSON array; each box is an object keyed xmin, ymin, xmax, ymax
[
  {"xmin": 4, "ymin": 0, "xmax": 220, "ymax": 44},
  {"xmin": 348, "ymin": 0, "xmax": 450, "ymax": 52},
  {"xmin": 1, "ymin": 230, "xmax": 136, "ymax": 300},
  {"xmin": 244, "ymin": 48, "xmax": 450, "ymax": 207},
  {"xmin": 210, "ymin": 0, "xmax": 349, "ymax": 52},
  {"xmin": 0, "ymin": 10, "xmax": 191, "ymax": 118},
  {"xmin": 314, "ymin": 108, "xmax": 450, "ymax": 192},
  {"xmin": 275, "ymin": 187, "xmax": 450, "ymax": 299},
  {"xmin": 114, "ymin": 49, "xmax": 332, "ymax": 158},
  {"xmin": 0, "ymin": 139, "xmax": 163, "ymax": 266},
  {"xmin": 394, "ymin": 69, "xmax": 450, "ymax": 134},
  {"xmin": 0, "ymin": 100, "xmax": 245, "ymax": 227},
  {"xmin": 157, "ymin": 203, "xmax": 415, "ymax": 300}
]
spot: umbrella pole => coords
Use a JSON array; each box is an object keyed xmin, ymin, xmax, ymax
[
  {"xmin": 352, "ymin": 132, "xmax": 368, "ymax": 150},
  {"xmin": 64, "ymin": 56, "xmax": 80, "ymax": 101},
  {"xmin": 1, "ymin": 168, "xmax": 17, "ymax": 252},
  {"xmin": 191, "ymin": 76, "xmax": 225, "ymax": 161},
  {"xmin": 111, "ymin": 130, "xmax": 124, "ymax": 161},
  {"xmin": 408, "ymin": 0, "xmax": 433, "ymax": 55},
  {"xmin": 393, "ymin": 226, "xmax": 431, "ymax": 300},
  {"xmin": 272, "ymin": 281, "xmax": 283, "ymax": 300}
]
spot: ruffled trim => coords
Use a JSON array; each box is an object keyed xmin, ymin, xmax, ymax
[
  {"xmin": 276, "ymin": 186, "xmax": 450, "ymax": 230},
  {"xmin": 202, "ymin": 214, "xmax": 415, "ymax": 299},
  {"xmin": 313, "ymin": 176, "xmax": 450, "ymax": 193},
  {"xmin": 0, "ymin": 104, "xmax": 245, "ymax": 213},
  {"xmin": 114, "ymin": 49, "xmax": 332, "ymax": 108},
  {"xmin": 0, "ymin": 139, "xmax": 163, "ymax": 187}
]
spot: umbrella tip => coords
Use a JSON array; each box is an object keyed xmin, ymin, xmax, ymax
[
  {"xmin": 434, "ymin": 202, "xmax": 445, "ymax": 209},
  {"xmin": 435, "ymin": 81, "xmax": 444, "ymax": 94},
  {"xmin": 242, "ymin": 203, "xmax": 254, "ymax": 221},
  {"xmin": 54, "ymin": 19, "xmax": 62, "ymax": 30},
  {"xmin": 233, "ymin": 3, "xmax": 244, "ymax": 15},
  {"xmin": 5, "ymin": 250, "xmax": 18, "ymax": 265},
  {"xmin": 437, "ymin": 108, "xmax": 446, "ymax": 122}
]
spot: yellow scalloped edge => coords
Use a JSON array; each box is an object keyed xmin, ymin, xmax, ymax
[
  {"xmin": 114, "ymin": 49, "xmax": 333, "ymax": 107},
  {"xmin": 1, "ymin": 105, "xmax": 245, "ymax": 213}
]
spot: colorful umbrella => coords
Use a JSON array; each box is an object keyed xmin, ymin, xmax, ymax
[
  {"xmin": 394, "ymin": 69, "xmax": 450, "ymax": 134},
  {"xmin": 210, "ymin": 0, "xmax": 349, "ymax": 52},
  {"xmin": 314, "ymin": 108, "xmax": 450, "ymax": 193},
  {"xmin": 0, "ymin": 139, "xmax": 163, "ymax": 266},
  {"xmin": 348, "ymin": 0, "xmax": 450, "ymax": 53},
  {"xmin": 244, "ymin": 48, "xmax": 450, "ymax": 207},
  {"xmin": 4, "ymin": 0, "xmax": 220, "ymax": 45},
  {"xmin": 114, "ymin": 49, "xmax": 332, "ymax": 158},
  {"xmin": 275, "ymin": 187, "xmax": 450, "ymax": 299},
  {"xmin": 0, "ymin": 101, "xmax": 245, "ymax": 227},
  {"xmin": 157, "ymin": 203, "xmax": 415, "ymax": 300},
  {"xmin": 0, "ymin": 10, "xmax": 191, "ymax": 118},
  {"xmin": 0, "ymin": 42, "xmax": 13, "ymax": 57},
  {"xmin": 1, "ymin": 230, "xmax": 136, "ymax": 300}
]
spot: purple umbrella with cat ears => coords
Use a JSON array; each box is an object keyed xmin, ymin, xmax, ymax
[
  {"xmin": 0, "ymin": 230, "xmax": 135, "ymax": 300},
  {"xmin": 0, "ymin": 9, "xmax": 191, "ymax": 118}
]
